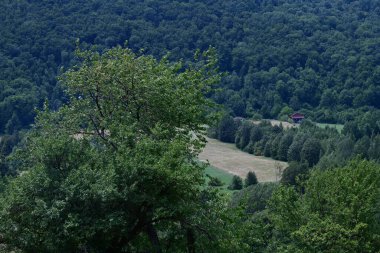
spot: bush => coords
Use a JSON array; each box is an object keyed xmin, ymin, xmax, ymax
[
  {"xmin": 231, "ymin": 183, "xmax": 278, "ymax": 213},
  {"xmin": 228, "ymin": 175, "xmax": 243, "ymax": 190},
  {"xmin": 281, "ymin": 162, "xmax": 309, "ymax": 186},
  {"xmin": 207, "ymin": 175, "xmax": 224, "ymax": 187},
  {"xmin": 301, "ymin": 138, "xmax": 322, "ymax": 166},
  {"xmin": 244, "ymin": 171, "xmax": 258, "ymax": 187}
]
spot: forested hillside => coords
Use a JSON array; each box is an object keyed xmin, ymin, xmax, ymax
[
  {"xmin": 1, "ymin": 44, "xmax": 379, "ymax": 253},
  {"xmin": 1, "ymin": 0, "xmax": 380, "ymax": 136},
  {"xmin": 1, "ymin": 1, "xmax": 380, "ymax": 251}
]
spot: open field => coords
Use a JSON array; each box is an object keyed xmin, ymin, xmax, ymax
[
  {"xmin": 252, "ymin": 119, "xmax": 298, "ymax": 129},
  {"xmin": 199, "ymin": 137, "xmax": 288, "ymax": 182},
  {"xmin": 253, "ymin": 119, "xmax": 344, "ymax": 133},
  {"xmin": 316, "ymin": 123, "xmax": 344, "ymax": 133},
  {"xmin": 204, "ymin": 165, "xmax": 234, "ymax": 189}
]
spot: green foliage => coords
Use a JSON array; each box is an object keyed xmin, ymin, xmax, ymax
[
  {"xmin": 354, "ymin": 136, "xmax": 371, "ymax": 158},
  {"xmin": 277, "ymin": 133, "xmax": 294, "ymax": 161},
  {"xmin": 5, "ymin": 113, "xmax": 21, "ymax": 135},
  {"xmin": 0, "ymin": 47, "xmax": 245, "ymax": 252},
  {"xmin": 270, "ymin": 133, "xmax": 283, "ymax": 160},
  {"xmin": 207, "ymin": 175, "xmax": 224, "ymax": 187},
  {"xmin": 229, "ymin": 175, "xmax": 243, "ymax": 190},
  {"xmin": 280, "ymin": 162, "xmax": 309, "ymax": 186},
  {"xmin": 235, "ymin": 121, "xmax": 252, "ymax": 150},
  {"xmin": 301, "ymin": 138, "xmax": 322, "ymax": 167},
  {"xmin": 250, "ymin": 126, "xmax": 263, "ymax": 145},
  {"xmin": 287, "ymin": 133, "xmax": 306, "ymax": 162},
  {"xmin": 2, "ymin": 0, "xmax": 380, "ymax": 178},
  {"xmin": 0, "ymin": 1, "xmax": 379, "ymax": 251},
  {"xmin": 2, "ymin": 0, "xmax": 380, "ymax": 137},
  {"xmin": 215, "ymin": 115, "xmax": 379, "ymax": 178},
  {"xmin": 244, "ymin": 171, "xmax": 258, "ymax": 187},
  {"xmin": 217, "ymin": 114, "xmax": 237, "ymax": 143},
  {"xmin": 232, "ymin": 183, "xmax": 278, "ymax": 214},
  {"xmin": 268, "ymin": 159, "xmax": 380, "ymax": 252},
  {"xmin": 369, "ymin": 135, "xmax": 380, "ymax": 161},
  {"xmin": 263, "ymin": 140, "xmax": 272, "ymax": 157},
  {"xmin": 316, "ymin": 123, "xmax": 344, "ymax": 133},
  {"xmin": 204, "ymin": 166, "xmax": 234, "ymax": 189}
]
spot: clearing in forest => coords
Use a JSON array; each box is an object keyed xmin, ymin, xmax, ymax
[
  {"xmin": 254, "ymin": 119, "xmax": 343, "ymax": 132},
  {"xmin": 316, "ymin": 123, "xmax": 344, "ymax": 133},
  {"xmin": 199, "ymin": 137, "xmax": 288, "ymax": 182},
  {"xmin": 251, "ymin": 119, "xmax": 298, "ymax": 129}
]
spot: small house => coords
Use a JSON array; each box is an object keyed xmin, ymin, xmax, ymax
[{"xmin": 290, "ymin": 113, "xmax": 305, "ymax": 123}]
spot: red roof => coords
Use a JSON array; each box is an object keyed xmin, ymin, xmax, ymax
[{"xmin": 291, "ymin": 113, "xmax": 305, "ymax": 119}]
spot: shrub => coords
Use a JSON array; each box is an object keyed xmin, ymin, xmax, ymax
[
  {"xmin": 207, "ymin": 175, "xmax": 224, "ymax": 187},
  {"xmin": 229, "ymin": 175, "xmax": 243, "ymax": 190},
  {"xmin": 244, "ymin": 171, "xmax": 258, "ymax": 187}
]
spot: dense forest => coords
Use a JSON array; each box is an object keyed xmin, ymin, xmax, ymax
[
  {"xmin": 1, "ymin": 0, "xmax": 380, "ymax": 134},
  {"xmin": 0, "ymin": 0, "xmax": 380, "ymax": 252}
]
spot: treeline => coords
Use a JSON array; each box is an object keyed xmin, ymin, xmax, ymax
[{"xmin": 210, "ymin": 114, "xmax": 380, "ymax": 184}]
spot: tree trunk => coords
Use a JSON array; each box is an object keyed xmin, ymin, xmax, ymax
[
  {"xmin": 146, "ymin": 223, "xmax": 162, "ymax": 253},
  {"xmin": 186, "ymin": 228, "xmax": 196, "ymax": 253}
]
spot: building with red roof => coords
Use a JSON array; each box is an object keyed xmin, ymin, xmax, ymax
[{"xmin": 290, "ymin": 113, "xmax": 305, "ymax": 123}]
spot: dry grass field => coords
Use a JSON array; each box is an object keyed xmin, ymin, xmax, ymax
[
  {"xmin": 199, "ymin": 137, "xmax": 288, "ymax": 182},
  {"xmin": 251, "ymin": 119, "xmax": 298, "ymax": 129}
]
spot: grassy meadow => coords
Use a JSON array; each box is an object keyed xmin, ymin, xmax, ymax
[
  {"xmin": 316, "ymin": 123, "xmax": 344, "ymax": 133},
  {"xmin": 204, "ymin": 165, "xmax": 234, "ymax": 189},
  {"xmin": 199, "ymin": 137, "xmax": 287, "ymax": 182}
]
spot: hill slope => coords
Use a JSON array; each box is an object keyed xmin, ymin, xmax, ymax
[{"xmin": 1, "ymin": 0, "xmax": 380, "ymax": 134}]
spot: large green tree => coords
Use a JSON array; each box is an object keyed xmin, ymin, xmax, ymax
[
  {"xmin": 269, "ymin": 159, "xmax": 380, "ymax": 252},
  {"xmin": 301, "ymin": 138, "xmax": 322, "ymax": 167},
  {"xmin": 217, "ymin": 114, "xmax": 237, "ymax": 143},
  {"xmin": 0, "ymin": 47, "xmax": 247, "ymax": 252}
]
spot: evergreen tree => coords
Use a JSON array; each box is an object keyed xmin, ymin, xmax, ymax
[
  {"xmin": 217, "ymin": 114, "xmax": 237, "ymax": 143},
  {"xmin": 244, "ymin": 171, "xmax": 258, "ymax": 187},
  {"xmin": 368, "ymin": 135, "xmax": 380, "ymax": 161},
  {"xmin": 335, "ymin": 137, "xmax": 355, "ymax": 161},
  {"xmin": 301, "ymin": 138, "xmax": 322, "ymax": 167},
  {"xmin": 263, "ymin": 140, "xmax": 272, "ymax": 157},
  {"xmin": 277, "ymin": 133, "xmax": 294, "ymax": 161},
  {"xmin": 229, "ymin": 175, "xmax": 243, "ymax": 190},
  {"xmin": 353, "ymin": 136, "xmax": 370, "ymax": 158},
  {"xmin": 250, "ymin": 126, "xmax": 263, "ymax": 145},
  {"xmin": 270, "ymin": 133, "xmax": 283, "ymax": 160},
  {"xmin": 287, "ymin": 134, "xmax": 305, "ymax": 162},
  {"xmin": 5, "ymin": 113, "xmax": 21, "ymax": 135},
  {"xmin": 235, "ymin": 121, "xmax": 252, "ymax": 150}
]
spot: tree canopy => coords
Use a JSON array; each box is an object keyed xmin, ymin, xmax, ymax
[
  {"xmin": 269, "ymin": 159, "xmax": 380, "ymax": 252},
  {"xmin": 0, "ymin": 47, "xmax": 249, "ymax": 252},
  {"xmin": 1, "ymin": 0, "xmax": 380, "ymax": 137}
]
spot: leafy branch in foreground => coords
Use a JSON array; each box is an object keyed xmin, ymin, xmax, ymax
[{"xmin": 0, "ymin": 47, "xmax": 247, "ymax": 252}]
